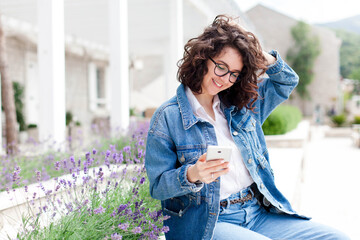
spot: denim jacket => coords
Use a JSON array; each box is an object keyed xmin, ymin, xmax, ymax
[{"xmin": 145, "ymin": 51, "xmax": 307, "ymax": 240}]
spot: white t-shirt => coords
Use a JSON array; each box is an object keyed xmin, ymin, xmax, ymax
[{"xmin": 185, "ymin": 87, "xmax": 254, "ymax": 200}]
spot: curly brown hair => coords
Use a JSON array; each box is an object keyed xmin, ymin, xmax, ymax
[{"xmin": 177, "ymin": 15, "xmax": 268, "ymax": 111}]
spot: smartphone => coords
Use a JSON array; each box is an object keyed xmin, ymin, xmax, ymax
[{"xmin": 206, "ymin": 145, "xmax": 232, "ymax": 162}]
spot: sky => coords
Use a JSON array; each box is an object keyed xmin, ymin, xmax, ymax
[{"xmin": 236, "ymin": 0, "xmax": 360, "ymax": 24}]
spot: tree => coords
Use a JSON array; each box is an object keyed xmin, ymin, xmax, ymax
[
  {"xmin": 0, "ymin": 15, "xmax": 18, "ymax": 153},
  {"xmin": 334, "ymin": 29, "xmax": 360, "ymax": 78},
  {"xmin": 350, "ymin": 68, "xmax": 360, "ymax": 95},
  {"xmin": 349, "ymin": 68, "xmax": 360, "ymax": 81},
  {"xmin": 287, "ymin": 21, "xmax": 321, "ymax": 99}
]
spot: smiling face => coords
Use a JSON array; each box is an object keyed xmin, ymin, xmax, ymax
[{"xmin": 201, "ymin": 46, "xmax": 244, "ymax": 99}]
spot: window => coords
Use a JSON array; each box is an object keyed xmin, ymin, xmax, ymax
[{"xmin": 88, "ymin": 62, "xmax": 108, "ymax": 113}]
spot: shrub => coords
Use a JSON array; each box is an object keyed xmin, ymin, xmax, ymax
[
  {"xmin": 331, "ymin": 114, "xmax": 346, "ymax": 127},
  {"xmin": 66, "ymin": 111, "xmax": 73, "ymax": 126},
  {"xmin": 13, "ymin": 82, "xmax": 27, "ymax": 131},
  {"xmin": 262, "ymin": 105, "xmax": 302, "ymax": 135},
  {"xmin": 27, "ymin": 123, "xmax": 37, "ymax": 129},
  {"xmin": 354, "ymin": 115, "xmax": 360, "ymax": 125}
]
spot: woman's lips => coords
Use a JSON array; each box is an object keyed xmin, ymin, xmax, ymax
[{"xmin": 212, "ymin": 78, "xmax": 223, "ymax": 88}]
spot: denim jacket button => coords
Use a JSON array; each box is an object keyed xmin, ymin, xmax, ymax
[
  {"xmin": 232, "ymin": 131, "xmax": 238, "ymax": 136},
  {"xmin": 260, "ymin": 183, "xmax": 265, "ymax": 189},
  {"xmin": 180, "ymin": 154, "xmax": 185, "ymax": 163},
  {"xmin": 248, "ymin": 158, "xmax": 253, "ymax": 164}
]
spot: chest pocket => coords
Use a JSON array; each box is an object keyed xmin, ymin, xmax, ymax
[
  {"xmin": 176, "ymin": 147, "xmax": 204, "ymax": 165},
  {"xmin": 240, "ymin": 116, "xmax": 261, "ymax": 150}
]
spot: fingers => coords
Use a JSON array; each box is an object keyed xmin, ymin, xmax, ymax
[
  {"xmin": 198, "ymin": 153, "xmax": 207, "ymax": 162},
  {"xmin": 205, "ymin": 159, "xmax": 228, "ymax": 169},
  {"xmin": 198, "ymin": 161, "xmax": 230, "ymax": 184},
  {"xmin": 187, "ymin": 154, "xmax": 230, "ymax": 184},
  {"xmin": 211, "ymin": 167, "xmax": 230, "ymax": 181}
]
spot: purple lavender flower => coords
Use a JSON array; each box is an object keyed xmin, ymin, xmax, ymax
[
  {"xmin": 106, "ymin": 150, "xmax": 111, "ymax": 158},
  {"xmin": 92, "ymin": 148, "xmax": 97, "ymax": 155},
  {"xmin": 118, "ymin": 223, "xmax": 129, "ymax": 231},
  {"xmin": 94, "ymin": 206, "xmax": 105, "ymax": 214},
  {"xmin": 123, "ymin": 146, "xmax": 131, "ymax": 153},
  {"xmin": 149, "ymin": 210, "xmax": 161, "ymax": 220},
  {"xmin": 131, "ymin": 177, "xmax": 137, "ymax": 183},
  {"xmin": 65, "ymin": 203, "xmax": 73, "ymax": 212},
  {"xmin": 35, "ymin": 170, "xmax": 41, "ymax": 181},
  {"xmin": 118, "ymin": 153, "xmax": 124, "ymax": 164},
  {"xmin": 105, "ymin": 158, "xmax": 110, "ymax": 168},
  {"xmin": 110, "ymin": 144, "xmax": 116, "ymax": 151},
  {"xmin": 111, "ymin": 210, "xmax": 117, "ymax": 217},
  {"xmin": 12, "ymin": 166, "xmax": 21, "ymax": 183},
  {"xmin": 117, "ymin": 204, "xmax": 128, "ymax": 214},
  {"xmin": 110, "ymin": 233, "xmax": 122, "ymax": 240},
  {"xmin": 70, "ymin": 155, "xmax": 75, "ymax": 165},
  {"xmin": 85, "ymin": 152, "xmax": 90, "ymax": 160},
  {"xmin": 138, "ymin": 149, "xmax": 144, "ymax": 158},
  {"xmin": 54, "ymin": 161, "xmax": 60, "ymax": 171},
  {"xmin": 139, "ymin": 177, "xmax": 146, "ymax": 185},
  {"xmin": 132, "ymin": 227, "xmax": 142, "ymax": 234},
  {"xmin": 161, "ymin": 226, "xmax": 170, "ymax": 233},
  {"xmin": 163, "ymin": 215, "xmax": 171, "ymax": 221}
]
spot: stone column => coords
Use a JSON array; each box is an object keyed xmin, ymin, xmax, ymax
[
  {"xmin": 108, "ymin": 0, "xmax": 130, "ymax": 134},
  {"xmin": 37, "ymin": 0, "xmax": 66, "ymax": 145},
  {"xmin": 165, "ymin": 0, "xmax": 183, "ymax": 99}
]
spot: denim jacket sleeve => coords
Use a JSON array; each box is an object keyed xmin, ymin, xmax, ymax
[
  {"xmin": 256, "ymin": 50, "xmax": 299, "ymax": 124},
  {"xmin": 145, "ymin": 108, "xmax": 204, "ymax": 201}
]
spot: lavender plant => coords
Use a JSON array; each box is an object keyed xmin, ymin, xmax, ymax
[{"xmin": 5, "ymin": 120, "xmax": 169, "ymax": 239}]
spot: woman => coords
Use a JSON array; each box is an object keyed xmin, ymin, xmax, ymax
[{"xmin": 145, "ymin": 15, "xmax": 349, "ymax": 240}]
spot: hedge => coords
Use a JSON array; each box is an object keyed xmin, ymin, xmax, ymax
[
  {"xmin": 262, "ymin": 105, "xmax": 302, "ymax": 135},
  {"xmin": 331, "ymin": 114, "xmax": 346, "ymax": 127}
]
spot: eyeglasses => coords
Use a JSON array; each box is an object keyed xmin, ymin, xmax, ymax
[{"xmin": 209, "ymin": 57, "xmax": 241, "ymax": 83}]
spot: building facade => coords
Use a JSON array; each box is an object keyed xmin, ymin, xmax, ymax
[{"xmin": 246, "ymin": 4, "xmax": 342, "ymax": 117}]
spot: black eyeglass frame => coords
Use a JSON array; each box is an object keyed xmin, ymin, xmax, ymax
[{"xmin": 209, "ymin": 57, "xmax": 241, "ymax": 83}]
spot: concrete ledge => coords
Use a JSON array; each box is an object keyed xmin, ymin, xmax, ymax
[
  {"xmin": 324, "ymin": 126, "xmax": 353, "ymax": 138},
  {"xmin": 265, "ymin": 120, "xmax": 310, "ymax": 209},
  {"xmin": 265, "ymin": 120, "xmax": 310, "ymax": 148},
  {"xmin": 269, "ymin": 147, "xmax": 303, "ymax": 209}
]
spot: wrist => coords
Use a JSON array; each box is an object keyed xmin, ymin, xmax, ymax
[
  {"xmin": 263, "ymin": 50, "xmax": 276, "ymax": 66},
  {"xmin": 187, "ymin": 165, "xmax": 198, "ymax": 183}
]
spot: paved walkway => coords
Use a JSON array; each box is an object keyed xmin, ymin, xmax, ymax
[
  {"xmin": 300, "ymin": 126, "xmax": 360, "ymax": 239},
  {"xmin": 271, "ymin": 125, "xmax": 360, "ymax": 239}
]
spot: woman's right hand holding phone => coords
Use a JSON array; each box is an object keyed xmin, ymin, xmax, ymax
[{"xmin": 187, "ymin": 153, "xmax": 230, "ymax": 184}]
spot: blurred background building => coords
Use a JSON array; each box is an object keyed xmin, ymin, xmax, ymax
[
  {"xmin": 0, "ymin": 0, "xmax": 344, "ymax": 144},
  {"xmin": 0, "ymin": 0, "xmax": 253, "ymax": 144}
]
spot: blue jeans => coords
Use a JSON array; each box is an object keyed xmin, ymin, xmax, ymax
[{"xmin": 213, "ymin": 187, "xmax": 350, "ymax": 240}]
